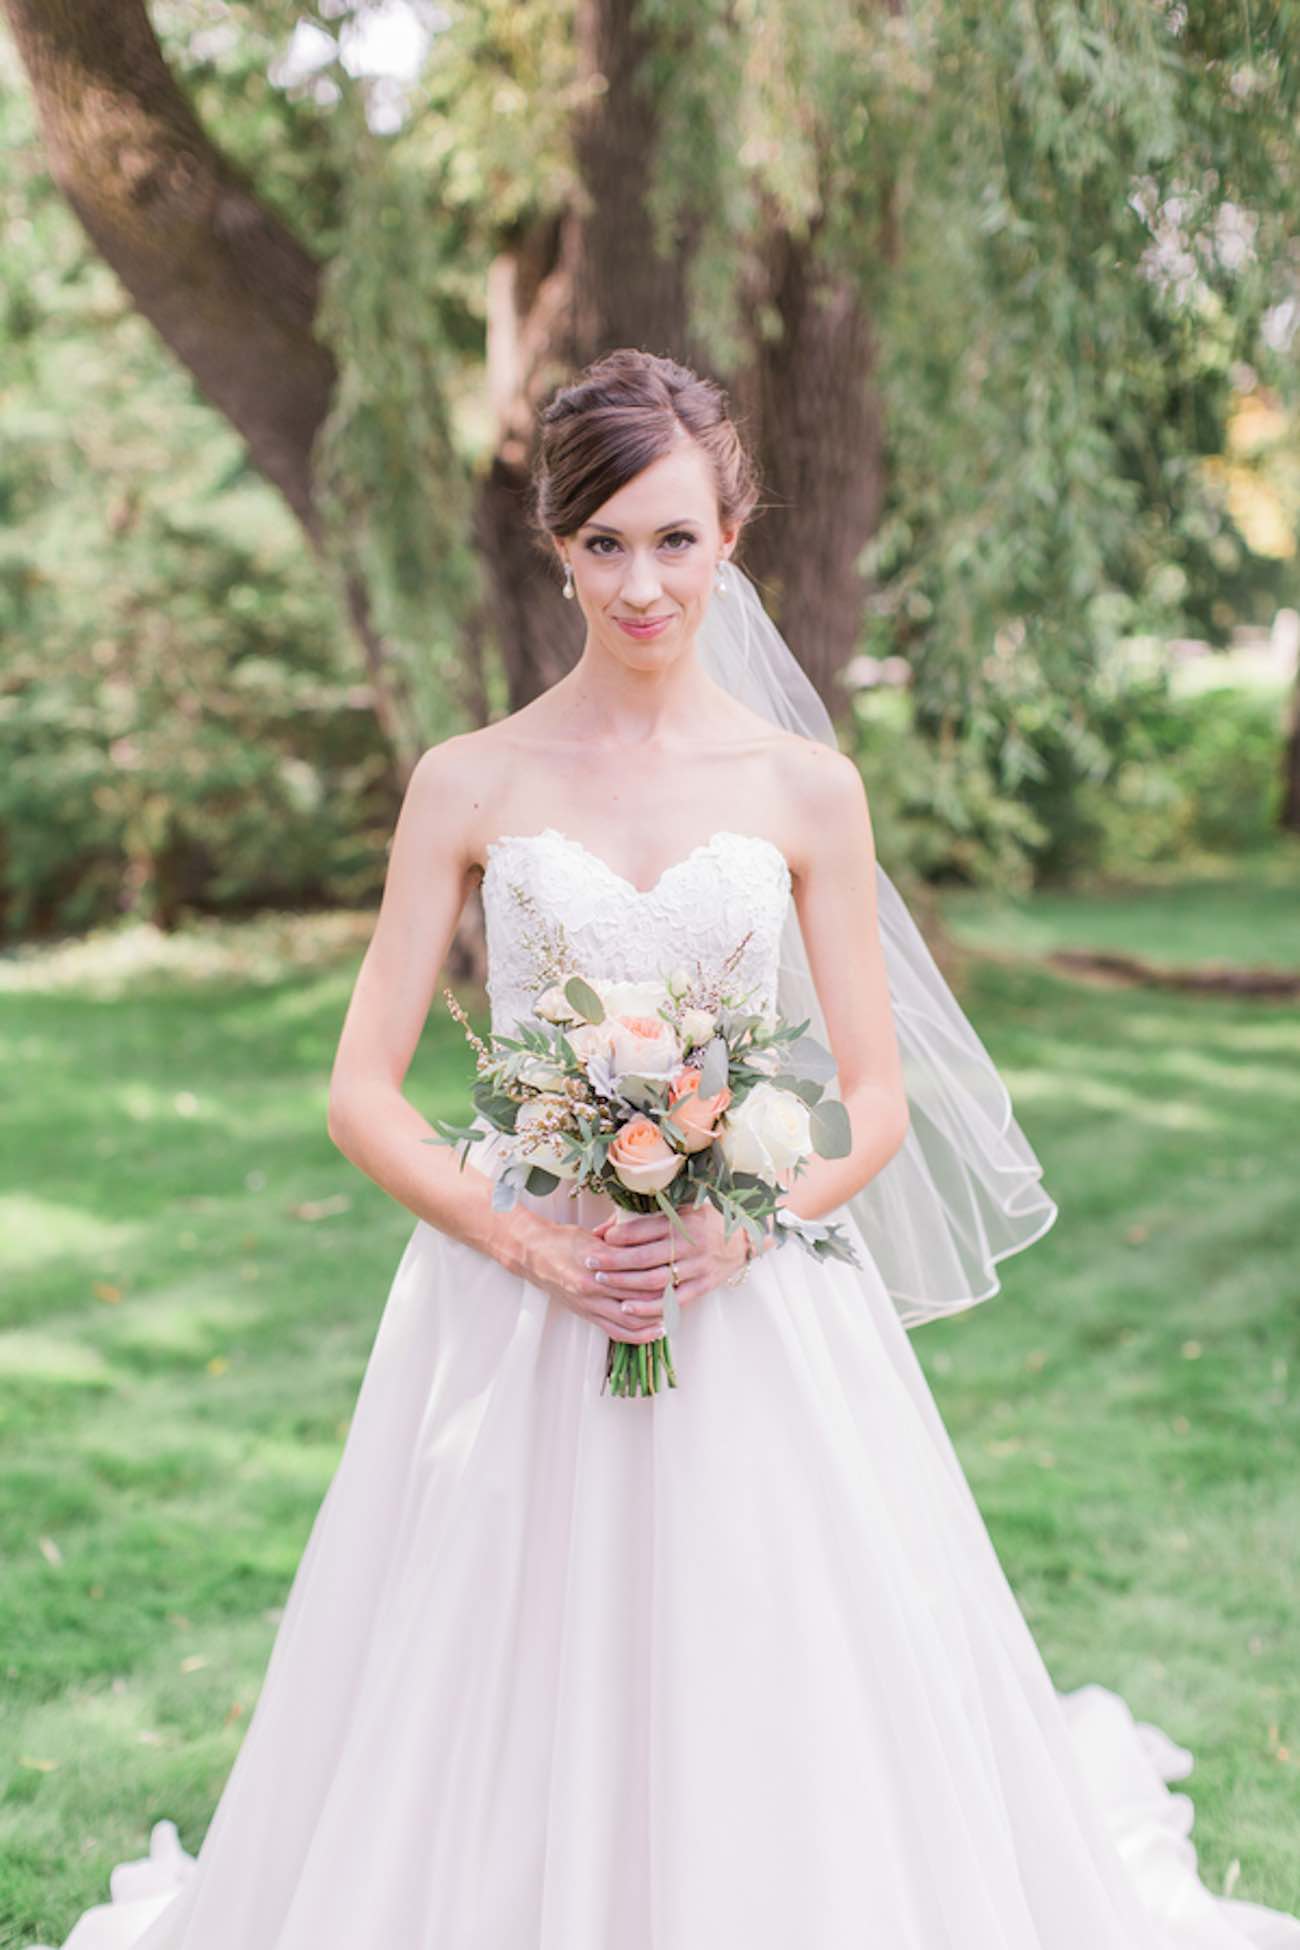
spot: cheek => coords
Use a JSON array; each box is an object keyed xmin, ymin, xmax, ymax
[{"xmin": 672, "ymin": 557, "xmax": 714, "ymax": 602}]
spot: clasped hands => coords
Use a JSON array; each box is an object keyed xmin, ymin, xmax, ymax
[{"xmin": 535, "ymin": 1200, "xmax": 752, "ymax": 1345}]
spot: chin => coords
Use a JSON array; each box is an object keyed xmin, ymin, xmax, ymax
[{"xmin": 605, "ymin": 620, "xmax": 692, "ymax": 666}]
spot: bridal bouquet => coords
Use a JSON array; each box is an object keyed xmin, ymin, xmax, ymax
[{"xmin": 425, "ymin": 942, "xmax": 862, "ymax": 1398}]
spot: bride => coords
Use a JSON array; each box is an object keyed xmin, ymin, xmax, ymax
[{"xmin": 36, "ymin": 348, "xmax": 1297, "ymax": 1949}]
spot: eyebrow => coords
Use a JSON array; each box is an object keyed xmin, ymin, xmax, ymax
[{"xmin": 578, "ymin": 518, "xmax": 700, "ymax": 535}]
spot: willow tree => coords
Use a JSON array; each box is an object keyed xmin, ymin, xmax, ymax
[{"xmin": 6, "ymin": 0, "xmax": 1298, "ymax": 801}]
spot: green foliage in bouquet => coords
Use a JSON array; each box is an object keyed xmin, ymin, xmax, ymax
[{"xmin": 425, "ymin": 954, "xmax": 863, "ymax": 1397}]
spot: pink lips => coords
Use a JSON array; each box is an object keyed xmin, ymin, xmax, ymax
[{"xmin": 616, "ymin": 615, "xmax": 672, "ymax": 637}]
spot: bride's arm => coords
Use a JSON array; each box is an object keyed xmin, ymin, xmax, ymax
[
  {"xmin": 324, "ymin": 737, "xmax": 549, "ymax": 1278},
  {"xmin": 780, "ymin": 745, "xmax": 910, "ymax": 1223}
]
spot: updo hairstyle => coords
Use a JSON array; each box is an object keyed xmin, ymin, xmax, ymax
[{"xmin": 528, "ymin": 348, "xmax": 762, "ymax": 571}]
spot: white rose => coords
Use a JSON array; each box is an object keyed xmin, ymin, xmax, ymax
[
  {"xmin": 513, "ymin": 1095, "xmax": 581, "ymax": 1179},
  {"xmin": 664, "ymin": 965, "xmax": 693, "ymax": 1000},
  {"xmin": 534, "ymin": 983, "xmax": 585, "ymax": 1025},
  {"xmin": 678, "ymin": 1006, "xmax": 716, "ymax": 1050},
  {"xmin": 594, "ymin": 977, "xmax": 673, "ymax": 1020},
  {"xmin": 719, "ymin": 1081, "xmax": 812, "ymax": 1182},
  {"xmin": 516, "ymin": 1053, "xmax": 567, "ymax": 1091}
]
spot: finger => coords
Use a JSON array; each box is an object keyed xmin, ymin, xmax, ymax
[
  {"xmin": 594, "ymin": 1303, "xmax": 664, "ymax": 1341},
  {"xmin": 589, "ymin": 1238, "xmax": 690, "ymax": 1272},
  {"xmin": 592, "ymin": 1264, "xmax": 692, "ymax": 1296},
  {"xmin": 590, "ymin": 1287, "xmax": 664, "ymax": 1325},
  {"xmin": 600, "ymin": 1214, "xmax": 670, "ymax": 1247}
]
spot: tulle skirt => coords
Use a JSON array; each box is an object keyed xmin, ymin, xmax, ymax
[{"xmin": 34, "ymin": 1173, "xmax": 1299, "ymax": 1950}]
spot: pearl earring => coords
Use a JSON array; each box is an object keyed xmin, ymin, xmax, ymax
[
  {"xmin": 715, "ymin": 562, "xmax": 729, "ymax": 595},
  {"xmin": 562, "ymin": 561, "xmax": 575, "ymax": 599}
]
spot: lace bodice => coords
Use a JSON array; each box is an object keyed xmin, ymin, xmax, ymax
[{"xmin": 480, "ymin": 826, "xmax": 792, "ymax": 1034}]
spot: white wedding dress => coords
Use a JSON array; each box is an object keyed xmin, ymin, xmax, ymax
[{"xmin": 35, "ymin": 828, "xmax": 1299, "ymax": 1950}]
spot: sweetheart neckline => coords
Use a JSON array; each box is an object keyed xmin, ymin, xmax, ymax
[{"xmin": 481, "ymin": 825, "xmax": 792, "ymax": 902}]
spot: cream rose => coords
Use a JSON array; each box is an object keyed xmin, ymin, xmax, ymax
[
  {"xmin": 513, "ymin": 1095, "xmax": 581, "ymax": 1179},
  {"xmin": 678, "ymin": 1006, "xmax": 717, "ymax": 1050},
  {"xmin": 563, "ymin": 1021, "xmax": 607, "ymax": 1068},
  {"xmin": 534, "ymin": 983, "xmax": 585, "ymax": 1026},
  {"xmin": 719, "ymin": 1081, "xmax": 811, "ymax": 1181},
  {"xmin": 605, "ymin": 1012, "xmax": 682, "ymax": 1086},
  {"xmin": 608, "ymin": 1114, "xmax": 686, "ymax": 1194}
]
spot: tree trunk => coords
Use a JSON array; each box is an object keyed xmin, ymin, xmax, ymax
[
  {"xmin": 3, "ymin": 0, "xmax": 416, "ymax": 775},
  {"xmin": 470, "ymin": 7, "xmax": 889, "ymax": 726},
  {"xmin": 1282, "ymin": 645, "xmax": 1300, "ymax": 834},
  {"xmin": 736, "ymin": 209, "xmax": 889, "ymax": 728},
  {"xmin": 470, "ymin": 0, "xmax": 706, "ymax": 715}
]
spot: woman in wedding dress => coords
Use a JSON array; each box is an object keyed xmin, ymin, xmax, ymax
[{"xmin": 37, "ymin": 348, "xmax": 1298, "ymax": 1950}]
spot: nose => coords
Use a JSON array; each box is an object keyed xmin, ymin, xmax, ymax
[{"xmin": 621, "ymin": 551, "xmax": 664, "ymax": 606}]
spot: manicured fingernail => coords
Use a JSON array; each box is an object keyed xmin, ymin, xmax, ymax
[{"xmin": 584, "ymin": 1256, "xmax": 597, "ymax": 1267}]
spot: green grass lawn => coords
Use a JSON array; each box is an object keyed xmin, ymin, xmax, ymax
[
  {"xmin": 942, "ymin": 845, "xmax": 1300, "ymax": 971},
  {"xmin": 1, "ymin": 895, "xmax": 1298, "ymax": 1942}
]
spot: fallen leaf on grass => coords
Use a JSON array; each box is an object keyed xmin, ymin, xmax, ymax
[{"xmin": 290, "ymin": 1195, "xmax": 351, "ymax": 1222}]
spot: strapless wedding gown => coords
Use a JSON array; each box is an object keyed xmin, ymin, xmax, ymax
[{"xmin": 33, "ymin": 829, "xmax": 1298, "ymax": 1950}]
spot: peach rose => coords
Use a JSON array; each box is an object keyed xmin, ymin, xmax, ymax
[
  {"xmin": 665, "ymin": 1065, "xmax": 732, "ymax": 1153},
  {"xmin": 608, "ymin": 1114, "xmax": 685, "ymax": 1194}
]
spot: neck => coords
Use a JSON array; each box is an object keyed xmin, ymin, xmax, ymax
[{"xmin": 558, "ymin": 638, "xmax": 716, "ymax": 745}]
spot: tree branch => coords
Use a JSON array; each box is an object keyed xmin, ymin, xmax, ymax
[{"xmin": 3, "ymin": 0, "xmax": 335, "ymax": 532}]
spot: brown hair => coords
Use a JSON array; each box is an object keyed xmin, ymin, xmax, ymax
[{"xmin": 529, "ymin": 348, "xmax": 762, "ymax": 566}]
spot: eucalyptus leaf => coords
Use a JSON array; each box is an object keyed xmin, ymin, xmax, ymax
[
  {"xmin": 696, "ymin": 1034, "xmax": 729, "ymax": 1099},
  {"xmin": 619, "ymin": 1075, "xmax": 665, "ymax": 1113},
  {"xmin": 564, "ymin": 974, "xmax": 605, "ymax": 1023},
  {"xmin": 810, "ymin": 1095, "xmax": 852, "ymax": 1158},
  {"xmin": 773, "ymin": 1074, "xmax": 822, "ymax": 1107},
  {"xmin": 785, "ymin": 1032, "xmax": 837, "ymax": 1081}
]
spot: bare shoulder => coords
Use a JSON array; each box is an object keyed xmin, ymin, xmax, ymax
[
  {"xmin": 769, "ymin": 731, "xmax": 872, "ymax": 878},
  {"xmin": 777, "ymin": 728, "xmax": 864, "ymax": 806},
  {"xmin": 399, "ymin": 725, "xmax": 512, "ymax": 873}
]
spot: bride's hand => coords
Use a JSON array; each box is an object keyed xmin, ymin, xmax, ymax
[
  {"xmin": 586, "ymin": 1205, "xmax": 750, "ymax": 1324},
  {"xmin": 523, "ymin": 1219, "xmax": 673, "ymax": 1344}
]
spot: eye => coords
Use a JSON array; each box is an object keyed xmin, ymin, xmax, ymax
[{"xmin": 582, "ymin": 530, "xmax": 698, "ymax": 556}]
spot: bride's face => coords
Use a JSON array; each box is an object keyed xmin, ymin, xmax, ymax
[{"xmin": 558, "ymin": 441, "xmax": 737, "ymax": 671}]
